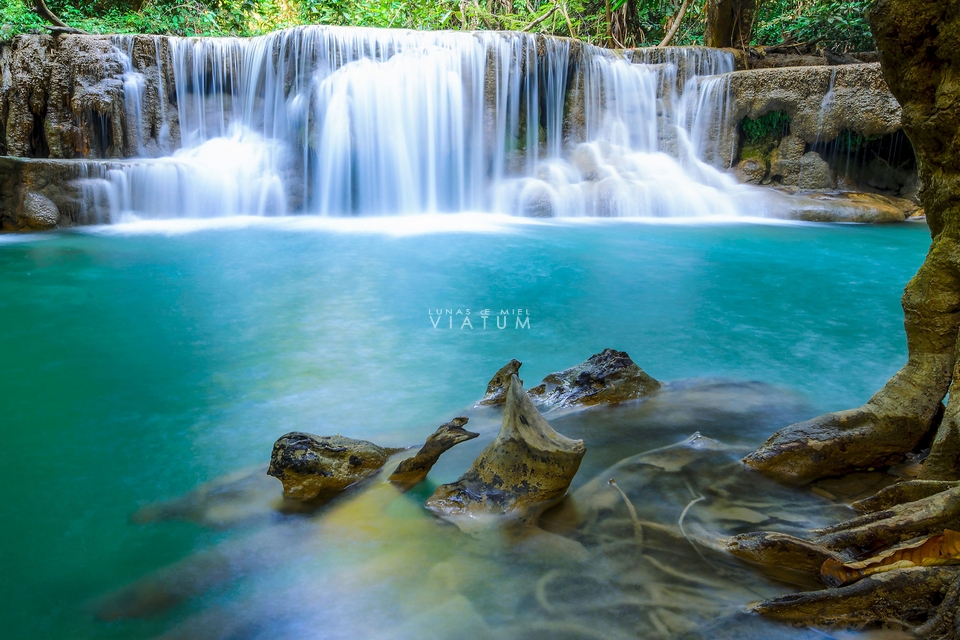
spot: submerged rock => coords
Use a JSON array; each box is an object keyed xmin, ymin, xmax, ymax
[
  {"xmin": 267, "ymin": 433, "xmax": 390, "ymax": 500},
  {"xmin": 426, "ymin": 374, "xmax": 585, "ymax": 524},
  {"xmin": 788, "ymin": 191, "xmax": 917, "ymax": 223},
  {"xmin": 388, "ymin": 417, "xmax": 479, "ymax": 491},
  {"xmin": 133, "ymin": 466, "xmax": 287, "ymax": 528},
  {"xmin": 529, "ymin": 348, "xmax": 661, "ymax": 409},
  {"xmin": 477, "ymin": 359, "xmax": 523, "ymax": 406}
]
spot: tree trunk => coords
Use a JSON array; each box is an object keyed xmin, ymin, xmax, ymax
[
  {"xmin": 33, "ymin": 0, "xmax": 69, "ymax": 29},
  {"xmin": 704, "ymin": 0, "xmax": 757, "ymax": 48},
  {"xmin": 744, "ymin": 0, "xmax": 960, "ymax": 485}
]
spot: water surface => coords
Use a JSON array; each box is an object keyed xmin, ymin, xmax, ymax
[{"xmin": 0, "ymin": 219, "xmax": 930, "ymax": 638}]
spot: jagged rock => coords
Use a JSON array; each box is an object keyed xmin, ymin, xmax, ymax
[
  {"xmin": 529, "ymin": 348, "xmax": 661, "ymax": 409},
  {"xmin": 267, "ymin": 433, "xmax": 391, "ymax": 500},
  {"xmin": 388, "ymin": 417, "xmax": 479, "ymax": 491},
  {"xmin": 477, "ymin": 359, "xmax": 523, "ymax": 406},
  {"xmin": 0, "ymin": 34, "xmax": 178, "ymax": 159},
  {"xmin": 426, "ymin": 374, "xmax": 585, "ymax": 524}
]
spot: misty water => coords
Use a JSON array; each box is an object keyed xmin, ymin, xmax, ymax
[{"xmin": 0, "ymin": 218, "xmax": 929, "ymax": 639}]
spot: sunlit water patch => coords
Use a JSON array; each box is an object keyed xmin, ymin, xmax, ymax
[{"xmin": 0, "ymin": 221, "xmax": 929, "ymax": 639}]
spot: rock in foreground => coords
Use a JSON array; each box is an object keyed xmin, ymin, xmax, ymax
[
  {"xmin": 477, "ymin": 359, "xmax": 522, "ymax": 406},
  {"xmin": 388, "ymin": 417, "xmax": 480, "ymax": 491},
  {"xmin": 427, "ymin": 375, "xmax": 585, "ymax": 524},
  {"xmin": 529, "ymin": 348, "xmax": 661, "ymax": 409},
  {"xmin": 267, "ymin": 433, "xmax": 390, "ymax": 500}
]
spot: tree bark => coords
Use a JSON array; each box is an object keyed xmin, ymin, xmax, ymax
[
  {"xmin": 33, "ymin": 0, "xmax": 69, "ymax": 28},
  {"xmin": 658, "ymin": 0, "xmax": 692, "ymax": 47},
  {"xmin": 33, "ymin": 0, "xmax": 86, "ymax": 33},
  {"xmin": 704, "ymin": 0, "xmax": 757, "ymax": 49},
  {"xmin": 744, "ymin": 0, "xmax": 960, "ymax": 485}
]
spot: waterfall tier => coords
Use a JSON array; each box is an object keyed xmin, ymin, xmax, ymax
[{"xmin": 66, "ymin": 27, "xmax": 758, "ymax": 221}]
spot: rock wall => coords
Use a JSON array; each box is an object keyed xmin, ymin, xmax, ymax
[
  {"xmin": 0, "ymin": 156, "xmax": 117, "ymax": 230},
  {"xmin": 721, "ymin": 63, "xmax": 908, "ymax": 192},
  {"xmin": 728, "ymin": 63, "xmax": 901, "ymax": 143},
  {"xmin": 0, "ymin": 34, "xmax": 176, "ymax": 160}
]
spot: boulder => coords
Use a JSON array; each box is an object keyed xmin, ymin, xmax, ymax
[
  {"xmin": 768, "ymin": 134, "xmax": 806, "ymax": 185},
  {"xmin": 477, "ymin": 359, "xmax": 523, "ymax": 406},
  {"xmin": 734, "ymin": 158, "xmax": 767, "ymax": 184},
  {"xmin": 797, "ymin": 151, "xmax": 833, "ymax": 190},
  {"xmin": 388, "ymin": 417, "xmax": 479, "ymax": 491},
  {"xmin": 267, "ymin": 433, "xmax": 391, "ymax": 500},
  {"xmin": 529, "ymin": 348, "xmax": 661, "ymax": 409},
  {"xmin": 18, "ymin": 192, "xmax": 60, "ymax": 230},
  {"xmin": 426, "ymin": 374, "xmax": 585, "ymax": 524},
  {"xmin": 0, "ymin": 157, "xmax": 109, "ymax": 230}
]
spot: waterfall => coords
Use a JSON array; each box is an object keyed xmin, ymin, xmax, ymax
[{"xmin": 88, "ymin": 27, "xmax": 752, "ymax": 222}]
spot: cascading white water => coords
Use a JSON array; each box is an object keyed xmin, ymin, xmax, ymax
[{"xmin": 88, "ymin": 26, "xmax": 759, "ymax": 221}]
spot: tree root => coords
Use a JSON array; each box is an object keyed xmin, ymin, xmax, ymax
[
  {"xmin": 752, "ymin": 566, "xmax": 960, "ymax": 625},
  {"xmin": 813, "ymin": 486, "xmax": 960, "ymax": 551},
  {"xmin": 742, "ymin": 400, "xmax": 945, "ymax": 486},
  {"xmin": 726, "ymin": 532, "xmax": 842, "ymax": 574},
  {"xmin": 852, "ymin": 480, "xmax": 960, "ymax": 514},
  {"xmin": 916, "ymin": 574, "xmax": 960, "ymax": 640},
  {"xmin": 743, "ymin": 236, "xmax": 960, "ymax": 486}
]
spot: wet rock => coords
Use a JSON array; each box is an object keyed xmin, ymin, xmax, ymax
[
  {"xmin": 388, "ymin": 417, "xmax": 479, "ymax": 491},
  {"xmin": 768, "ymin": 134, "xmax": 806, "ymax": 185},
  {"xmin": 0, "ymin": 157, "xmax": 112, "ymax": 230},
  {"xmin": 727, "ymin": 64, "xmax": 901, "ymax": 145},
  {"xmin": 796, "ymin": 151, "xmax": 833, "ymax": 190},
  {"xmin": 426, "ymin": 374, "xmax": 585, "ymax": 524},
  {"xmin": 133, "ymin": 466, "xmax": 291, "ymax": 528},
  {"xmin": 0, "ymin": 34, "xmax": 178, "ymax": 159},
  {"xmin": 529, "ymin": 348, "xmax": 661, "ymax": 409},
  {"xmin": 267, "ymin": 432, "xmax": 390, "ymax": 500},
  {"xmin": 477, "ymin": 359, "xmax": 523, "ymax": 406},
  {"xmin": 519, "ymin": 181, "xmax": 556, "ymax": 218},
  {"xmin": 726, "ymin": 531, "xmax": 843, "ymax": 574},
  {"xmin": 734, "ymin": 158, "xmax": 767, "ymax": 184},
  {"xmin": 787, "ymin": 191, "xmax": 916, "ymax": 223},
  {"xmin": 18, "ymin": 192, "xmax": 59, "ymax": 229}
]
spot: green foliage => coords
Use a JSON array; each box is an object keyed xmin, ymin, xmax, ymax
[
  {"xmin": 754, "ymin": 0, "xmax": 875, "ymax": 52},
  {"xmin": 740, "ymin": 110, "xmax": 790, "ymax": 144},
  {"xmin": 0, "ymin": 0, "xmax": 874, "ymax": 52},
  {"xmin": 0, "ymin": 0, "xmax": 45, "ymax": 35}
]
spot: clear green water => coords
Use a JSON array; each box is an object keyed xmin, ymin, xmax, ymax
[{"xmin": 0, "ymin": 218, "xmax": 930, "ymax": 639}]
